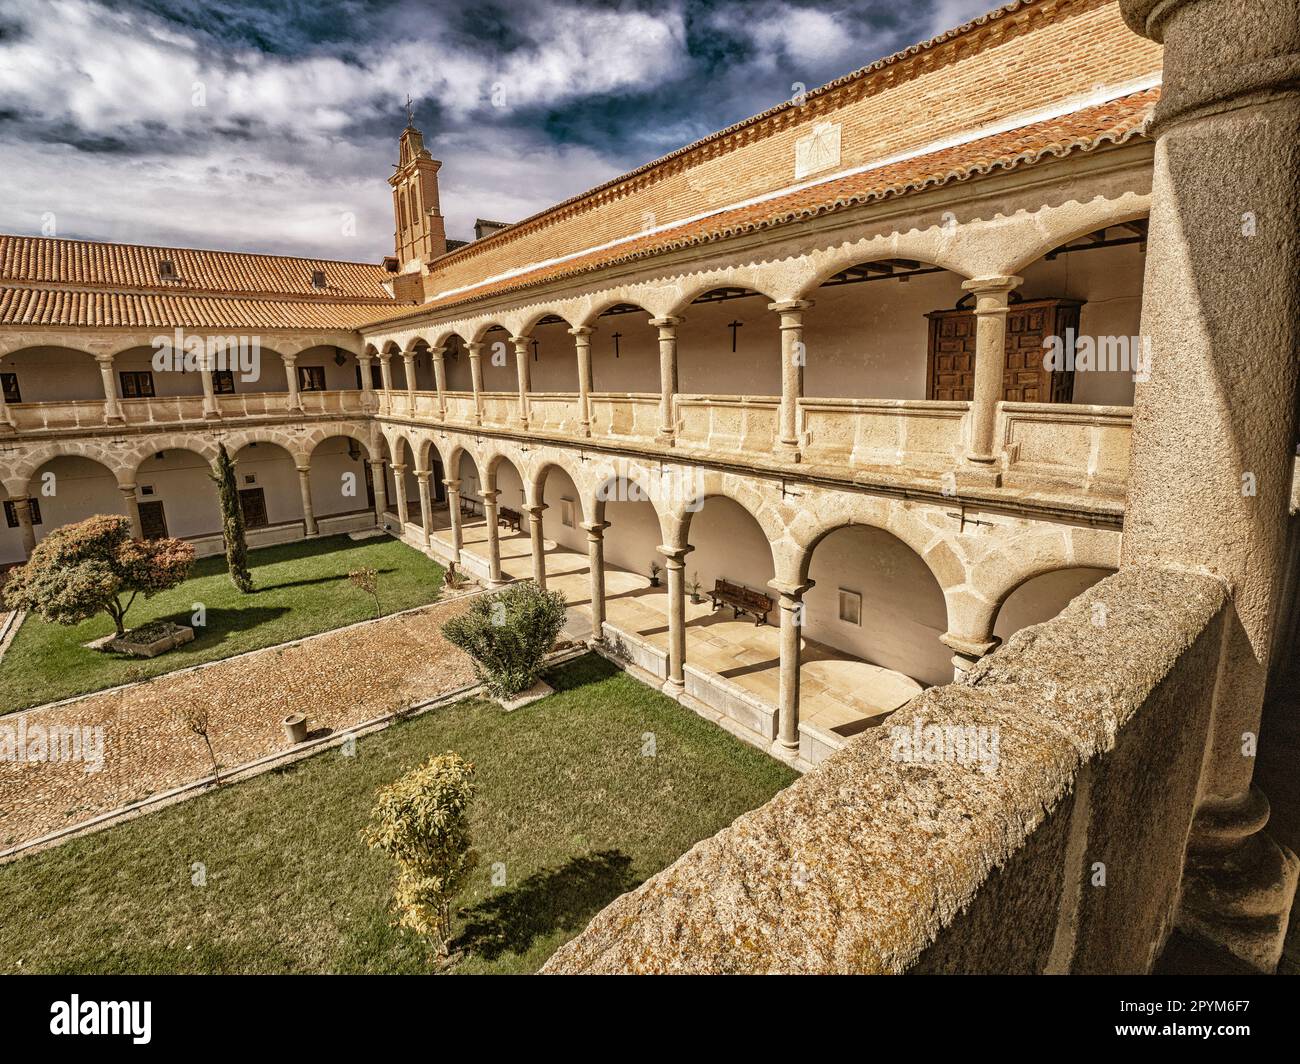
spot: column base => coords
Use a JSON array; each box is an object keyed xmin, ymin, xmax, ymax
[
  {"xmin": 1176, "ymin": 788, "xmax": 1300, "ymax": 973},
  {"xmin": 105, "ymin": 414, "xmax": 125, "ymax": 425},
  {"xmin": 774, "ymin": 439, "xmax": 802, "ymax": 463},
  {"xmin": 955, "ymin": 459, "xmax": 1002, "ymax": 487},
  {"xmin": 0, "ymin": 422, "xmax": 15, "ymax": 435},
  {"xmin": 662, "ymin": 677, "xmax": 685, "ymax": 697},
  {"xmin": 654, "ymin": 431, "xmax": 676, "ymax": 446}
]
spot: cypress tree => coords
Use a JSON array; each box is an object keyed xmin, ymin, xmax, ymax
[{"xmin": 211, "ymin": 443, "xmax": 254, "ymax": 593}]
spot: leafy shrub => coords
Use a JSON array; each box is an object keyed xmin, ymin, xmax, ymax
[
  {"xmin": 3, "ymin": 514, "xmax": 194, "ymax": 636},
  {"xmin": 440, "ymin": 581, "xmax": 567, "ymax": 698},
  {"xmin": 363, "ymin": 752, "xmax": 477, "ymax": 955}
]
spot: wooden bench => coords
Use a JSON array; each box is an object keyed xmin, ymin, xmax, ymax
[
  {"xmin": 708, "ymin": 579, "xmax": 773, "ymax": 626},
  {"xmin": 498, "ymin": 506, "xmax": 523, "ymax": 533},
  {"xmin": 459, "ymin": 495, "xmax": 480, "ymax": 518}
]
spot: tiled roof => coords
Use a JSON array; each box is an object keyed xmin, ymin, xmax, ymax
[
  {"xmin": 365, "ymin": 87, "xmax": 1158, "ymax": 328},
  {"xmin": 0, "ymin": 288, "xmax": 393, "ymax": 330},
  {"xmin": 0, "ymin": 235, "xmax": 394, "ymax": 301}
]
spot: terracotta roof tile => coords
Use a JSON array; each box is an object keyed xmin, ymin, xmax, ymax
[
  {"xmin": 365, "ymin": 87, "xmax": 1158, "ymax": 328},
  {"xmin": 0, "ymin": 235, "xmax": 394, "ymax": 301},
  {"xmin": 0, "ymin": 288, "xmax": 391, "ymax": 330}
]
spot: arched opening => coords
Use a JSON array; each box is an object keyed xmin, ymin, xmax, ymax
[
  {"xmin": 131, "ymin": 448, "xmax": 221, "ymax": 543},
  {"xmin": 524, "ymin": 315, "xmax": 577, "ymax": 394},
  {"xmin": 384, "ymin": 436, "xmax": 422, "ymax": 535},
  {"xmin": 293, "ymin": 345, "xmax": 366, "ymax": 395},
  {"xmin": 590, "ymin": 303, "xmax": 657, "ymax": 394},
  {"xmin": 0, "ymin": 346, "xmax": 103, "ymax": 406},
  {"xmin": 993, "ymin": 566, "xmax": 1114, "ymax": 644},
  {"xmin": 1015, "ymin": 220, "xmax": 1149, "ymax": 407},
  {"xmin": 531, "ymin": 461, "xmax": 589, "ymax": 607},
  {"xmin": 440, "ymin": 332, "xmax": 474, "ymax": 393},
  {"xmin": 3, "ymin": 456, "xmax": 125, "ymax": 562},
  {"xmin": 592, "ymin": 472, "xmax": 669, "ymax": 648},
  {"xmin": 308, "ymin": 434, "xmax": 378, "ymax": 534},
  {"xmin": 229, "ymin": 441, "xmax": 304, "ymax": 535},
  {"xmin": 678, "ymin": 287, "xmax": 781, "ymax": 396},
  {"xmin": 475, "ymin": 324, "xmax": 516, "ymax": 395},
  {"xmin": 404, "ymin": 340, "xmax": 437, "ymax": 392},
  {"xmin": 803, "ymin": 257, "xmax": 966, "ymax": 400}
]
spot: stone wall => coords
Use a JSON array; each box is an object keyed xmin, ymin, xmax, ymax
[{"xmin": 542, "ymin": 566, "xmax": 1226, "ymax": 974}]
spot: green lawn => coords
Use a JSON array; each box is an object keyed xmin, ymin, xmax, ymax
[
  {"xmin": 0, "ymin": 534, "xmax": 445, "ymax": 712},
  {"xmin": 0, "ymin": 655, "xmax": 795, "ymax": 974}
]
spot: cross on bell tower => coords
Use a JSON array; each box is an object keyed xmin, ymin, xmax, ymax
[{"xmin": 390, "ymin": 101, "xmax": 447, "ymax": 266}]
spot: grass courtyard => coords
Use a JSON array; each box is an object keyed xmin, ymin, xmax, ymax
[
  {"xmin": 0, "ymin": 655, "xmax": 795, "ymax": 974},
  {"xmin": 0, "ymin": 534, "xmax": 446, "ymax": 712}
]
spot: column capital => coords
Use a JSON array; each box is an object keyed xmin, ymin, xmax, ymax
[
  {"xmin": 357, "ymin": 351, "xmax": 374, "ymax": 362},
  {"xmin": 656, "ymin": 543, "xmax": 694, "ymax": 564},
  {"xmin": 939, "ymin": 631, "xmax": 1000, "ymax": 658},
  {"xmin": 414, "ymin": 468, "xmax": 431, "ymax": 481},
  {"xmin": 294, "ymin": 464, "xmax": 311, "ymax": 476},
  {"xmin": 391, "ymin": 462, "xmax": 408, "ymax": 474},
  {"xmin": 649, "ymin": 315, "xmax": 684, "ymax": 330},
  {"xmin": 376, "ymin": 350, "xmax": 392, "ymax": 363},
  {"xmin": 465, "ymin": 341, "xmax": 484, "ymax": 357},
  {"xmin": 480, "ymin": 487, "xmax": 499, "ymax": 502},
  {"xmin": 509, "ymin": 334, "xmax": 532, "ymax": 349},
  {"xmin": 442, "ymin": 477, "xmax": 461, "ymax": 492},
  {"xmin": 581, "ymin": 519, "xmax": 611, "ymax": 536},
  {"xmin": 767, "ymin": 299, "xmax": 814, "ymax": 314},
  {"xmin": 117, "ymin": 482, "xmax": 138, "ymax": 494},
  {"xmin": 429, "ymin": 346, "xmax": 446, "ymax": 359},
  {"xmin": 960, "ymin": 275, "xmax": 1022, "ymax": 297},
  {"xmin": 768, "ymin": 578, "xmax": 814, "ymax": 601},
  {"xmin": 567, "ymin": 325, "xmax": 596, "ymax": 338},
  {"xmin": 525, "ymin": 503, "xmax": 547, "ymax": 518},
  {"xmin": 280, "ymin": 350, "xmax": 299, "ymax": 364},
  {"xmin": 92, "ymin": 351, "xmax": 116, "ymax": 364}
]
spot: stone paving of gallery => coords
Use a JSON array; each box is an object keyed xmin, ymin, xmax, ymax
[{"xmin": 0, "ymin": 597, "xmax": 476, "ymax": 851}]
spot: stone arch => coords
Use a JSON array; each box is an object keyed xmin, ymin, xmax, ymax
[
  {"xmin": 303, "ymin": 423, "xmax": 374, "ymax": 462},
  {"xmin": 6, "ymin": 439, "xmax": 133, "ymax": 491},
  {"xmin": 664, "ymin": 279, "xmax": 785, "ymax": 319},
  {"xmin": 571, "ymin": 295, "xmax": 656, "ymax": 331},
  {"xmin": 220, "ymin": 426, "xmax": 308, "ymax": 466},
  {"xmin": 664, "ymin": 470, "xmax": 788, "ymax": 553},
  {"xmin": 1004, "ymin": 198, "xmax": 1151, "ymax": 277},
  {"xmin": 124, "ymin": 435, "xmax": 221, "ymax": 482},
  {"xmin": 794, "ymin": 238, "xmax": 974, "ymax": 300},
  {"xmin": 588, "ymin": 466, "xmax": 672, "ymax": 545},
  {"xmin": 530, "ymin": 457, "xmax": 592, "ymax": 524}
]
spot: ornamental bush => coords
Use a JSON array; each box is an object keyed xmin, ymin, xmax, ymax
[
  {"xmin": 3, "ymin": 514, "xmax": 194, "ymax": 637},
  {"xmin": 440, "ymin": 580, "xmax": 567, "ymax": 699},
  {"xmin": 363, "ymin": 751, "xmax": 477, "ymax": 955}
]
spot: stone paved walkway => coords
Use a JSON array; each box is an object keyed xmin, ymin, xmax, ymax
[{"xmin": 0, "ymin": 598, "xmax": 477, "ymax": 851}]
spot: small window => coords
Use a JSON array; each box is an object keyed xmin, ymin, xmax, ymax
[
  {"xmin": 119, "ymin": 371, "xmax": 155, "ymax": 398},
  {"xmin": 1, "ymin": 372, "xmax": 20, "ymax": 404},
  {"xmin": 561, "ymin": 498, "xmax": 575, "ymax": 529},
  {"xmin": 311, "ymin": 269, "xmax": 327, "ymax": 288},
  {"xmin": 838, "ymin": 589, "xmax": 862, "ymax": 627},
  {"xmin": 157, "ymin": 259, "xmax": 177, "ymax": 281},
  {"xmin": 212, "ymin": 370, "xmax": 236, "ymax": 394},
  {"xmin": 297, "ymin": 365, "xmax": 326, "ymax": 391},
  {"xmin": 140, "ymin": 485, "xmax": 155, "ymax": 496},
  {"xmin": 4, "ymin": 499, "xmax": 42, "ymax": 527},
  {"xmin": 244, "ymin": 473, "xmax": 256, "ymax": 485}
]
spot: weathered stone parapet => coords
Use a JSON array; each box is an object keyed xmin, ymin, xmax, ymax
[{"xmin": 543, "ymin": 567, "xmax": 1227, "ymax": 974}]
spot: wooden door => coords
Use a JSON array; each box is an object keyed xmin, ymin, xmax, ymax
[
  {"xmin": 926, "ymin": 313, "xmax": 976, "ymax": 400},
  {"xmin": 239, "ymin": 487, "xmax": 268, "ymax": 529},
  {"xmin": 138, "ymin": 500, "xmax": 168, "ymax": 540}
]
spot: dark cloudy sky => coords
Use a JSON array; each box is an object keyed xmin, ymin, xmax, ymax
[{"xmin": 0, "ymin": 0, "xmax": 998, "ymax": 262}]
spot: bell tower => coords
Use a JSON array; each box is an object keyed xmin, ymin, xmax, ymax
[{"xmin": 389, "ymin": 105, "xmax": 446, "ymax": 267}]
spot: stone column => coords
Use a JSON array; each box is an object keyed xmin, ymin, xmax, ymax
[
  {"xmin": 770, "ymin": 579, "xmax": 813, "ymax": 750},
  {"xmin": 650, "ymin": 316, "xmax": 683, "ymax": 443},
  {"xmin": 368, "ymin": 459, "xmax": 387, "ymax": 527},
  {"xmin": 12, "ymin": 496, "xmax": 37, "ymax": 557},
  {"xmin": 391, "ymin": 462, "xmax": 410, "ymax": 528},
  {"xmin": 282, "ymin": 352, "xmax": 302, "ymax": 411},
  {"xmin": 95, "ymin": 354, "xmax": 124, "ymax": 423},
  {"xmin": 1118, "ymin": 0, "xmax": 1300, "ymax": 972},
  {"xmin": 526, "ymin": 503, "xmax": 547, "ymax": 588},
  {"xmin": 941, "ymin": 632, "xmax": 1001, "ymax": 682},
  {"xmin": 118, "ymin": 484, "xmax": 143, "ymax": 539},
  {"xmin": 511, "ymin": 335, "xmax": 532, "ymax": 429},
  {"xmin": 658, "ymin": 544, "xmax": 694, "ymax": 692},
  {"xmin": 960, "ymin": 276, "xmax": 1021, "ymax": 482},
  {"xmin": 570, "ymin": 325, "xmax": 595, "ymax": 437},
  {"xmin": 770, "ymin": 300, "xmax": 813, "ymax": 460},
  {"xmin": 296, "ymin": 466, "xmax": 318, "ymax": 536},
  {"xmin": 467, "ymin": 342, "xmax": 484, "ymax": 425},
  {"xmin": 358, "ymin": 354, "xmax": 376, "ymax": 409},
  {"xmin": 482, "ymin": 487, "xmax": 505, "ymax": 584},
  {"xmin": 584, "ymin": 520, "xmax": 610, "ymax": 639},
  {"xmin": 414, "ymin": 469, "xmax": 433, "ymax": 548},
  {"xmin": 430, "ymin": 346, "xmax": 447, "ymax": 418},
  {"xmin": 444, "ymin": 478, "xmax": 464, "ymax": 559},
  {"xmin": 200, "ymin": 354, "xmax": 220, "ymax": 419},
  {"xmin": 402, "ymin": 351, "xmax": 418, "ymax": 395},
  {"xmin": 0, "ymin": 376, "xmax": 12, "ymax": 433},
  {"xmin": 378, "ymin": 352, "xmax": 395, "ymax": 394}
]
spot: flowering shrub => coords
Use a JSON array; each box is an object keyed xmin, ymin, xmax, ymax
[
  {"xmin": 363, "ymin": 751, "xmax": 477, "ymax": 954},
  {"xmin": 3, "ymin": 514, "xmax": 194, "ymax": 636},
  {"xmin": 440, "ymin": 581, "xmax": 567, "ymax": 698}
]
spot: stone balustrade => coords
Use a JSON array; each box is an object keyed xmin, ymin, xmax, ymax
[{"xmin": 543, "ymin": 566, "xmax": 1228, "ymax": 974}]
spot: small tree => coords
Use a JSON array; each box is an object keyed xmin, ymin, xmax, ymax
[
  {"xmin": 210, "ymin": 443, "xmax": 253, "ymax": 593},
  {"xmin": 172, "ymin": 702, "xmax": 220, "ymax": 783},
  {"xmin": 440, "ymin": 581, "xmax": 567, "ymax": 698},
  {"xmin": 363, "ymin": 752, "xmax": 477, "ymax": 955},
  {"xmin": 349, "ymin": 566, "xmax": 381, "ymax": 618},
  {"xmin": 3, "ymin": 515, "xmax": 193, "ymax": 637}
]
